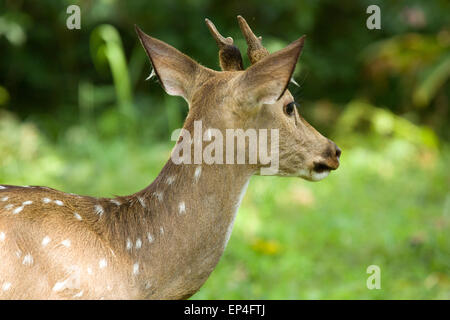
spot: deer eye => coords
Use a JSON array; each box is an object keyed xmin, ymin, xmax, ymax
[{"xmin": 284, "ymin": 102, "xmax": 296, "ymax": 116}]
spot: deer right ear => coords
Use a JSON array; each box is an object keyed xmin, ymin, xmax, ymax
[
  {"xmin": 235, "ymin": 36, "xmax": 305, "ymax": 106},
  {"xmin": 135, "ymin": 25, "xmax": 213, "ymax": 103}
]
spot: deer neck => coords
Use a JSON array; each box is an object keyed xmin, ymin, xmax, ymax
[{"xmin": 119, "ymin": 159, "xmax": 253, "ymax": 299}]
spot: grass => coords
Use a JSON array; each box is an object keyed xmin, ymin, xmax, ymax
[{"xmin": 1, "ymin": 111, "xmax": 449, "ymax": 299}]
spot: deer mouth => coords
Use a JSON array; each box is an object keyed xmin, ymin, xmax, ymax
[
  {"xmin": 313, "ymin": 162, "xmax": 334, "ymax": 173},
  {"xmin": 295, "ymin": 162, "xmax": 336, "ymax": 182},
  {"xmin": 309, "ymin": 161, "xmax": 339, "ymax": 181},
  {"xmin": 296, "ymin": 166, "xmax": 331, "ymax": 182}
]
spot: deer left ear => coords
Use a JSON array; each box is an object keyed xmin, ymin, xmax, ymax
[
  {"xmin": 235, "ymin": 36, "xmax": 305, "ymax": 106},
  {"xmin": 135, "ymin": 25, "xmax": 214, "ymax": 103}
]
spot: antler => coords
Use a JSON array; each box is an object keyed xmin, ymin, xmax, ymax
[
  {"xmin": 238, "ymin": 15, "xmax": 301, "ymax": 86},
  {"xmin": 237, "ymin": 15, "xmax": 270, "ymax": 65},
  {"xmin": 205, "ymin": 18, "xmax": 243, "ymax": 71}
]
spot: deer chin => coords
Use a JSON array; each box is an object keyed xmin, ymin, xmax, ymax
[
  {"xmin": 296, "ymin": 168, "xmax": 330, "ymax": 182},
  {"xmin": 310, "ymin": 169, "xmax": 330, "ymax": 181}
]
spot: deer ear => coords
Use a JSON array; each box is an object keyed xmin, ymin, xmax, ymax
[
  {"xmin": 135, "ymin": 25, "xmax": 213, "ymax": 103},
  {"xmin": 236, "ymin": 36, "xmax": 305, "ymax": 106}
]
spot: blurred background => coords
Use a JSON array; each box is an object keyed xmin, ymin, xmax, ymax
[{"xmin": 0, "ymin": 0, "xmax": 449, "ymax": 299}]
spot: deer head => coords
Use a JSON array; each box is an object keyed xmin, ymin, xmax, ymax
[{"xmin": 135, "ymin": 16, "xmax": 340, "ymax": 182}]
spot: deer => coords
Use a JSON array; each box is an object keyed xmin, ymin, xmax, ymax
[{"xmin": 0, "ymin": 16, "xmax": 341, "ymax": 300}]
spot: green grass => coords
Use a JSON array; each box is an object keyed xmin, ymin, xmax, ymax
[{"xmin": 1, "ymin": 111, "xmax": 449, "ymax": 299}]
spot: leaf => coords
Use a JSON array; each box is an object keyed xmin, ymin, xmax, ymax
[
  {"xmin": 413, "ymin": 53, "xmax": 450, "ymax": 108},
  {"xmin": 90, "ymin": 25, "xmax": 135, "ymax": 120}
]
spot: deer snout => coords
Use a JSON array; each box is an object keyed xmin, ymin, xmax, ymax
[{"xmin": 313, "ymin": 141, "xmax": 341, "ymax": 172}]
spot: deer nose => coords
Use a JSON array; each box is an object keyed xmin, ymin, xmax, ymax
[
  {"xmin": 328, "ymin": 140, "xmax": 341, "ymax": 161},
  {"xmin": 314, "ymin": 141, "xmax": 341, "ymax": 172}
]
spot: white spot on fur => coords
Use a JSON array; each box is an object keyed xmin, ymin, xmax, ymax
[
  {"xmin": 74, "ymin": 212, "xmax": 82, "ymax": 220},
  {"xmin": 22, "ymin": 254, "xmax": 34, "ymax": 266},
  {"xmin": 13, "ymin": 206, "xmax": 23, "ymax": 214},
  {"xmin": 0, "ymin": 186, "xmax": 6, "ymax": 189},
  {"xmin": 2, "ymin": 282, "xmax": 11, "ymax": 291},
  {"xmin": 22, "ymin": 200, "xmax": 33, "ymax": 206},
  {"xmin": 178, "ymin": 201, "xmax": 186, "ymax": 215},
  {"xmin": 160, "ymin": 227, "xmax": 164, "ymax": 235},
  {"xmin": 42, "ymin": 236, "xmax": 51, "ymax": 247},
  {"xmin": 138, "ymin": 196, "xmax": 146, "ymax": 208},
  {"xmin": 61, "ymin": 239, "xmax": 71, "ymax": 248},
  {"xmin": 99, "ymin": 259, "xmax": 107, "ymax": 269},
  {"xmin": 153, "ymin": 192, "xmax": 163, "ymax": 202},
  {"xmin": 73, "ymin": 290, "xmax": 84, "ymax": 298},
  {"xmin": 15, "ymin": 250, "xmax": 22, "ymax": 258},
  {"xmin": 87, "ymin": 267, "xmax": 93, "ymax": 275},
  {"xmin": 52, "ymin": 281, "xmax": 67, "ymax": 292},
  {"xmin": 126, "ymin": 238, "xmax": 133, "ymax": 251},
  {"xmin": 42, "ymin": 198, "xmax": 52, "ymax": 204},
  {"xmin": 1, "ymin": 196, "xmax": 8, "ymax": 202},
  {"xmin": 54, "ymin": 200, "xmax": 64, "ymax": 206},
  {"xmin": 4, "ymin": 204, "xmax": 13, "ymax": 210},
  {"xmin": 94, "ymin": 205, "xmax": 104, "ymax": 216},
  {"xmin": 133, "ymin": 263, "xmax": 139, "ymax": 275},
  {"xmin": 110, "ymin": 199, "xmax": 121, "ymax": 206},
  {"xmin": 135, "ymin": 238, "xmax": 142, "ymax": 249},
  {"xmin": 194, "ymin": 166, "xmax": 202, "ymax": 183},
  {"xmin": 0, "ymin": 232, "xmax": 5, "ymax": 242},
  {"xmin": 166, "ymin": 176, "xmax": 175, "ymax": 185},
  {"xmin": 147, "ymin": 232, "xmax": 154, "ymax": 243}
]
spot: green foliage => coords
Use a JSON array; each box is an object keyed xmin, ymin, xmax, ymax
[
  {"xmin": 362, "ymin": 32, "xmax": 450, "ymax": 113},
  {"xmin": 90, "ymin": 24, "xmax": 134, "ymax": 119},
  {"xmin": 335, "ymin": 100, "xmax": 439, "ymax": 150},
  {"xmin": 414, "ymin": 52, "xmax": 450, "ymax": 108}
]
